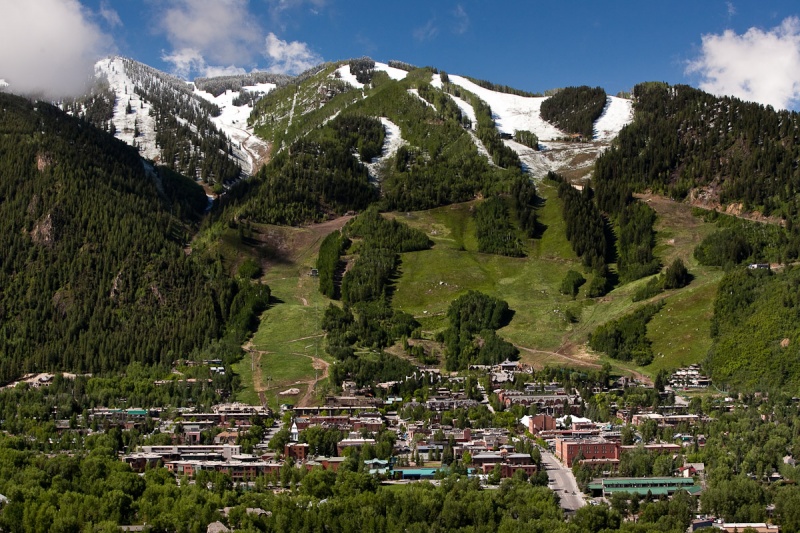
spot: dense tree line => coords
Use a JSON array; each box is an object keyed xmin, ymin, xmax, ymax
[
  {"xmin": 387, "ymin": 60, "xmax": 419, "ymax": 72},
  {"xmin": 551, "ymin": 173, "xmax": 615, "ymax": 297},
  {"xmin": 439, "ymin": 291, "xmax": 518, "ymax": 370},
  {"xmin": 594, "ymin": 82, "xmax": 800, "ymax": 218},
  {"xmin": 223, "ymin": 116, "xmax": 381, "ymax": 225},
  {"xmin": 513, "ymin": 129, "xmax": 539, "ymax": 150},
  {"xmin": 61, "ymin": 82, "xmax": 115, "ymax": 129},
  {"xmin": 706, "ymin": 266, "xmax": 800, "ymax": 391},
  {"xmin": 417, "ymin": 83, "xmax": 466, "ymax": 125},
  {"xmin": 469, "ymin": 95, "xmax": 522, "ymax": 169},
  {"xmin": 320, "ymin": 209, "xmax": 429, "ymax": 378},
  {"xmin": 194, "ymin": 71, "xmax": 292, "ymax": 97},
  {"xmin": 328, "ymin": 114, "xmax": 386, "ymax": 161},
  {"xmin": 474, "ymin": 197, "xmax": 526, "ymax": 257},
  {"xmin": 348, "ymin": 57, "xmax": 376, "ymax": 85},
  {"xmin": 554, "ymin": 174, "xmax": 611, "ymax": 268},
  {"xmin": 540, "ymin": 86, "xmax": 607, "ymax": 138},
  {"xmin": 317, "ymin": 230, "xmax": 350, "ymax": 299},
  {"xmin": 617, "ymin": 202, "xmax": 660, "ymax": 282},
  {"xmin": 589, "ymin": 300, "xmax": 664, "ymax": 366},
  {"xmin": 0, "ymin": 93, "xmax": 264, "ymax": 382},
  {"xmin": 693, "ymin": 210, "xmax": 797, "ymax": 267}
]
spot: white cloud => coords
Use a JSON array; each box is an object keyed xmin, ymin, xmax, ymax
[
  {"xmin": 161, "ymin": 48, "xmax": 247, "ymax": 79},
  {"xmin": 158, "ymin": 0, "xmax": 262, "ymax": 67},
  {"xmin": 452, "ymin": 5, "xmax": 469, "ymax": 35},
  {"xmin": 263, "ymin": 33, "xmax": 322, "ymax": 75},
  {"xmin": 99, "ymin": 0, "xmax": 122, "ymax": 28},
  {"xmin": 687, "ymin": 17, "xmax": 800, "ymax": 110},
  {"xmin": 203, "ymin": 65, "xmax": 248, "ymax": 78},
  {"xmin": 726, "ymin": 2, "xmax": 736, "ymax": 18},
  {"xmin": 269, "ymin": 0, "xmax": 327, "ymax": 16},
  {"xmin": 0, "ymin": 0, "xmax": 112, "ymax": 98},
  {"xmin": 414, "ymin": 19, "xmax": 439, "ymax": 42}
]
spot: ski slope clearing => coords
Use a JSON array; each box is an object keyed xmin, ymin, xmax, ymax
[
  {"xmin": 594, "ymin": 96, "xmax": 633, "ymax": 141},
  {"xmin": 442, "ymin": 93, "xmax": 494, "ymax": 163},
  {"xmin": 374, "ymin": 62, "xmax": 408, "ymax": 81},
  {"xmin": 447, "ymin": 93, "xmax": 477, "ymax": 130},
  {"xmin": 194, "ymin": 84, "xmax": 275, "ymax": 174},
  {"xmin": 95, "ymin": 57, "xmax": 160, "ymax": 161},
  {"xmin": 447, "ymin": 74, "xmax": 565, "ymax": 141},
  {"xmin": 334, "ymin": 65, "xmax": 364, "ymax": 89},
  {"xmin": 407, "ymin": 89, "xmax": 435, "ymax": 109},
  {"xmin": 365, "ymin": 117, "xmax": 407, "ymax": 182},
  {"xmin": 508, "ymin": 139, "xmax": 607, "ymax": 181}
]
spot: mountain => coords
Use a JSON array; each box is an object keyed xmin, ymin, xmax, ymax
[
  {"xmin": 0, "ymin": 92, "xmax": 268, "ymax": 383},
  {"xmin": 62, "ymin": 57, "xmax": 288, "ymax": 193},
  {"xmin": 7, "ymin": 54, "xmax": 800, "ymax": 393}
]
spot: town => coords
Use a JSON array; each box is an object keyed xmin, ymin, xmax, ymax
[{"xmin": 32, "ymin": 358, "xmax": 775, "ymax": 532}]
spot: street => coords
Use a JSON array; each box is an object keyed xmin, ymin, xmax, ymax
[{"xmin": 540, "ymin": 449, "xmax": 586, "ymax": 512}]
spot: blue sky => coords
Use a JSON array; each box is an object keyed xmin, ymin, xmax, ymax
[{"xmin": 4, "ymin": 1, "xmax": 800, "ymax": 108}]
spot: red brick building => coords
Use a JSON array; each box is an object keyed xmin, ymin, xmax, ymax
[
  {"xmin": 526, "ymin": 414, "xmax": 556, "ymax": 435},
  {"xmin": 554, "ymin": 438, "xmax": 620, "ymax": 467}
]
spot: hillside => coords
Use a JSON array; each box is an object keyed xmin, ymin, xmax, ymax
[
  {"xmin": 64, "ymin": 57, "xmax": 280, "ymax": 192},
  {"xmin": 14, "ymin": 55, "xmax": 800, "ymax": 395},
  {"xmin": 594, "ymin": 82, "xmax": 800, "ymax": 218},
  {"xmin": 0, "ymin": 92, "xmax": 267, "ymax": 383}
]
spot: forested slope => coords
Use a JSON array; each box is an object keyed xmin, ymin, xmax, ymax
[
  {"xmin": 594, "ymin": 82, "xmax": 800, "ymax": 218},
  {"xmin": 0, "ymin": 93, "xmax": 265, "ymax": 382}
]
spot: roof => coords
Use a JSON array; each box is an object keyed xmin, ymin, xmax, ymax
[
  {"xmin": 600, "ymin": 477, "xmax": 695, "ymax": 487},
  {"xmin": 602, "ymin": 485, "xmax": 703, "ymax": 496}
]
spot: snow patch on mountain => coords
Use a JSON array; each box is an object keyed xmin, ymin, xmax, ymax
[
  {"xmin": 334, "ymin": 65, "xmax": 364, "ymax": 89},
  {"xmin": 364, "ymin": 117, "xmax": 407, "ymax": 183},
  {"xmin": 407, "ymin": 89, "xmax": 435, "ymax": 109},
  {"xmin": 96, "ymin": 57, "xmax": 160, "ymax": 161},
  {"xmin": 193, "ymin": 83, "xmax": 275, "ymax": 174},
  {"xmin": 593, "ymin": 96, "xmax": 633, "ymax": 141},
  {"xmin": 446, "ymin": 93, "xmax": 477, "ymax": 130},
  {"xmin": 447, "ymin": 74, "xmax": 565, "ymax": 141},
  {"xmin": 431, "ymin": 73, "xmax": 443, "ymax": 89},
  {"xmin": 507, "ymin": 138, "xmax": 606, "ymax": 181},
  {"xmin": 374, "ymin": 62, "xmax": 408, "ymax": 81}
]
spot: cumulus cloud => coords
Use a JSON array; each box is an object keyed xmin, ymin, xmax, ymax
[
  {"xmin": 452, "ymin": 5, "xmax": 469, "ymax": 35},
  {"xmin": 0, "ymin": 0, "xmax": 112, "ymax": 98},
  {"xmin": 687, "ymin": 17, "xmax": 800, "ymax": 110},
  {"xmin": 158, "ymin": 0, "xmax": 262, "ymax": 71},
  {"xmin": 161, "ymin": 48, "xmax": 246, "ymax": 79},
  {"xmin": 263, "ymin": 33, "xmax": 322, "ymax": 75}
]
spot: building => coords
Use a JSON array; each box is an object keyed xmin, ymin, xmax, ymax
[
  {"xmin": 554, "ymin": 437, "xmax": 620, "ymax": 467},
  {"xmin": 715, "ymin": 523, "xmax": 780, "ymax": 532},
  {"xmin": 285, "ymin": 443, "xmax": 309, "ymax": 462},
  {"xmin": 524, "ymin": 414, "xmax": 556, "ymax": 435},
  {"xmin": 621, "ymin": 443, "xmax": 683, "ymax": 455},
  {"xmin": 587, "ymin": 477, "xmax": 702, "ymax": 498}
]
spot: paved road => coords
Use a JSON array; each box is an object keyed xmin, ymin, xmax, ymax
[{"xmin": 540, "ymin": 450, "xmax": 586, "ymax": 512}]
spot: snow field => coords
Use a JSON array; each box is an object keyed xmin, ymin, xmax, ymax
[{"xmin": 593, "ymin": 96, "xmax": 633, "ymax": 141}]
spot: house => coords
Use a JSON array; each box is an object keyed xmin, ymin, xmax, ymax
[{"xmin": 214, "ymin": 430, "xmax": 239, "ymax": 445}]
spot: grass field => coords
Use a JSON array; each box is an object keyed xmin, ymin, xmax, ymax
[
  {"xmin": 230, "ymin": 222, "xmax": 340, "ymax": 408},
  {"xmin": 230, "ymin": 185, "xmax": 727, "ymax": 404}
]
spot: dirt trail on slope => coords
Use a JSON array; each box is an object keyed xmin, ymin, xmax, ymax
[
  {"xmin": 243, "ymin": 340, "xmax": 270, "ymax": 407},
  {"xmin": 517, "ymin": 344, "xmax": 601, "ymax": 370},
  {"xmin": 296, "ymin": 355, "xmax": 330, "ymax": 408}
]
